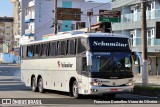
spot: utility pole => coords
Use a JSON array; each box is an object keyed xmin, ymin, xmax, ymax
[
  {"xmin": 54, "ymin": 0, "xmax": 58, "ymax": 34},
  {"xmin": 141, "ymin": 0, "xmax": 148, "ymax": 86},
  {"xmin": 87, "ymin": 11, "xmax": 93, "ymax": 32}
]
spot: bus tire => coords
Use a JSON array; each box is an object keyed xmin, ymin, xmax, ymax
[
  {"xmin": 72, "ymin": 80, "xmax": 80, "ymax": 99},
  {"xmin": 38, "ymin": 78, "xmax": 45, "ymax": 93},
  {"xmin": 31, "ymin": 77, "xmax": 38, "ymax": 92}
]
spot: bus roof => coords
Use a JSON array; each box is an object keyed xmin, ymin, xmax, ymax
[{"xmin": 21, "ymin": 32, "xmax": 129, "ymax": 45}]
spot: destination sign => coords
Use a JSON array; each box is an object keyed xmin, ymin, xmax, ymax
[{"xmin": 88, "ymin": 37, "xmax": 130, "ymax": 52}]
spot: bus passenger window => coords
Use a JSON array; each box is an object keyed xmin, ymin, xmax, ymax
[
  {"xmin": 27, "ymin": 46, "xmax": 33, "ymax": 58},
  {"xmin": 66, "ymin": 40, "xmax": 69, "ymax": 55},
  {"xmin": 69, "ymin": 39, "xmax": 76, "ymax": 55},
  {"xmin": 50, "ymin": 42, "xmax": 57, "ymax": 56},
  {"xmin": 35, "ymin": 44, "xmax": 40, "ymax": 57},
  {"xmin": 60, "ymin": 41, "xmax": 66, "ymax": 55},
  {"xmin": 22, "ymin": 46, "xmax": 27, "ymax": 59},
  {"xmin": 77, "ymin": 38, "xmax": 87, "ymax": 54},
  {"xmin": 28, "ymin": 52, "xmax": 33, "ymax": 58},
  {"xmin": 82, "ymin": 57, "xmax": 87, "ymax": 71}
]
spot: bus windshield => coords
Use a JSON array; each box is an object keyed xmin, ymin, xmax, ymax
[{"xmin": 91, "ymin": 52, "xmax": 132, "ymax": 72}]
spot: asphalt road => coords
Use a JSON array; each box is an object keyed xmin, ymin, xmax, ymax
[{"xmin": 0, "ymin": 64, "xmax": 159, "ymax": 107}]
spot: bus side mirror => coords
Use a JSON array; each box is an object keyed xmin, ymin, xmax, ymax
[{"xmin": 86, "ymin": 51, "xmax": 92, "ymax": 66}]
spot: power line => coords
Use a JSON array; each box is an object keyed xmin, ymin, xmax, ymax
[
  {"xmin": 81, "ymin": 2, "xmax": 111, "ymax": 13},
  {"xmin": 34, "ymin": 23, "xmax": 52, "ymax": 34},
  {"xmin": 25, "ymin": 21, "xmax": 53, "ymax": 38},
  {"xmin": 40, "ymin": 0, "xmax": 54, "ymax": 19},
  {"xmin": 35, "ymin": 20, "xmax": 53, "ymax": 30},
  {"xmin": 26, "ymin": 0, "xmax": 112, "ymax": 37},
  {"xmin": 41, "ymin": 8, "xmax": 53, "ymax": 19}
]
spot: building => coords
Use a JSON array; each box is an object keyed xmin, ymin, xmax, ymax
[
  {"xmin": 0, "ymin": 17, "xmax": 14, "ymax": 53},
  {"xmin": 23, "ymin": 0, "xmax": 111, "ymax": 40},
  {"xmin": 91, "ymin": 22, "xmax": 111, "ymax": 32},
  {"xmin": 11, "ymin": 0, "xmax": 21, "ymax": 48},
  {"xmin": 11, "ymin": 0, "xmax": 32, "ymax": 49},
  {"xmin": 111, "ymin": 0, "xmax": 160, "ymax": 75}
]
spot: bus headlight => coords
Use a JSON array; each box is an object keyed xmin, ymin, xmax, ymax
[
  {"xmin": 90, "ymin": 82, "xmax": 102, "ymax": 86},
  {"xmin": 125, "ymin": 82, "xmax": 133, "ymax": 86},
  {"xmin": 90, "ymin": 79, "xmax": 102, "ymax": 86}
]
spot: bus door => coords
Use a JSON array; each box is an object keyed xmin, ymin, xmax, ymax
[{"xmin": 81, "ymin": 57, "xmax": 90, "ymax": 94}]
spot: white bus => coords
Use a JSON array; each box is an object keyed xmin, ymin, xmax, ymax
[{"xmin": 21, "ymin": 32, "xmax": 134, "ymax": 98}]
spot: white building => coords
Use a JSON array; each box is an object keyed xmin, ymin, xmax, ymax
[
  {"xmin": 23, "ymin": 0, "xmax": 111, "ymax": 40},
  {"xmin": 11, "ymin": 0, "xmax": 30, "ymax": 47},
  {"xmin": 112, "ymin": 0, "xmax": 160, "ymax": 75}
]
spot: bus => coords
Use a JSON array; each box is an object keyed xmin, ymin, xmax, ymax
[{"xmin": 21, "ymin": 32, "xmax": 134, "ymax": 98}]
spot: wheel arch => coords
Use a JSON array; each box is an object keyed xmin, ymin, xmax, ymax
[
  {"xmin": 69, "ymin": 77, "xmax": 77, "ymax": 96},
  {"xmin": 31, "ymin": 75, "xmax": 36, "ymax": 87}
]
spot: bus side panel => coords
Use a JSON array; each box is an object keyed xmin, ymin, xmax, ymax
[
  {"xmin": 21, "ymin": 57, "xmax": 77, "ymax": 92},
  {"xmin": 79, "ymin": 76, "xmax": 89, "ymax": 95},
  {"xmin": 21, "ymin": 60, "xmax": 32, "ymax": 87}
]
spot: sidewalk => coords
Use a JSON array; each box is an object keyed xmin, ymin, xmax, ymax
[
  {"xmin": 134, "ymin": 74, "xmax": 160, "ymax": 86},
  {"xmin": 0, "ymin": 63, "xmax": 20, "ymax": 67}
]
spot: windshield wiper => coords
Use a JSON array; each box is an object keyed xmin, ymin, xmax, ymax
[{"xmin": 98, "ymin": 56, "xmax": 113, "ymax": 71}]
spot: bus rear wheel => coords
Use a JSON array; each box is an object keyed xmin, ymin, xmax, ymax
[
  {"xmin": 38, "ymin": 78, "xmax": 45, "ymax": 93},
  {"xmin": 72, "ymin": 81, "xmax": 80, "ymax": 99},
  {"xmin": 31, "ymin": 77, "xmax": 38, "ymax": 92}
]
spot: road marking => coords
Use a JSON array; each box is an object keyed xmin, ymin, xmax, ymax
[{"xmin": 123, "ymin": 94, "xmax": 158, "ymax": 99}]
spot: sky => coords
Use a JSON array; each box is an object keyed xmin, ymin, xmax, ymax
[
  {"xmin": 0, "ymin": 0, "xmax": 111, "ymax": 17},
  {"xmin": 0, "ymin": 0, "xmax": 13, "ymax": 17}
]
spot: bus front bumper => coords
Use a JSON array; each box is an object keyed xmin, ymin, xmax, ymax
[{"xmin": 86, "ymin": 85, "xmax": 134, "ymax": 95}]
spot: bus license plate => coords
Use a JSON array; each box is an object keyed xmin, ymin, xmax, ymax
[{"xmin": 110, "ymin": 89, "xmax": 118, "ymax": 92}]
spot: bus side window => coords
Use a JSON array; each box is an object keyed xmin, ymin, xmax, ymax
[
  {"xmin": 77, "ymin": 38, "xmax": 87, "ymax": 54},
  {"xmin": 32, "ymin": 45, "xmax": 35, "ymax": 58},
  {"xmin": 50, "ymin": 42, "xmax": 56, "ymax": 56},
  {"xmin": 27, "ymin": 45, "xmax": 33, "ymax": 58},
  {"xmin": 57, "ymin": 41, "xmax": 60, "ymax": 55},
  {"xmin": 82, "ymin": 57, "xmax": 87, "ymax": 71},
  {"xmin": 34, "ymin": 44, "xmax": 39, "ymax": 58},
  {"xmin": 68, "ymin": 39, "xmax": 76, "ymax": 55},
  {"xmin": 22, "ymin": 46, "xmax": 27, "ymax": 59},
  {"xmin": 39, "ymin": 44, "xmax": 43, "ymax": 57},
  {"xmin": 47, "ymin": 43, "xmax": 50, "ymax": 57},
  {"xmin": 42, "ymin": 43, "xmax": 48, "ymax": 57},
  {"xmin": 26, "ymin": 46, "xmax": 28, "ymax": 58},
  {"xmin": 60, "ymin": 41, "xmax": 66, "ymax": 55},
  {"xmin": 75, "ymin": 39, "xmax": 77, "ymax": 55},
  {"xmin": 66, "ymin": 40, "xmax": 69, "ymax": 55}
]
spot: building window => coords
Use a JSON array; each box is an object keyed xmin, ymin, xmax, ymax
[
  {"xmin": 58, "ymin": 24, "xmax": 62, "ymax": 32},
  {"xmin": 71, "ymin": 24, "xmax": 75, "ymax": 30},
  {"xmin": 148, "ymin": 30, "xmax": 151, "ymax": 37},
  {"xmin": 151, "ymin": 29, "xmax": 154, "ymax": 35},
  {"xmin": 151, "ymin": 2, "xmax": 155, "ymax": 9},
  {"xmin": 148, "ymin": 4, "xmax": 151, "ymax": 10},
  {"xmin": 76, "ymin": 22, "xmax": 85, "ymax": 30}
]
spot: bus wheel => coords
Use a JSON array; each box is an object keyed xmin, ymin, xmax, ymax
[
  {"xmin": 38, "ymin": 78, "xmax": 45, "ymax": 93},
  {"xmin": 72, "ymin": 81, "xmax": 80, "ymax": 99},
  {"xmin": 32, "ymin": 77, "xmax": 38, "ymax": 92}
]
